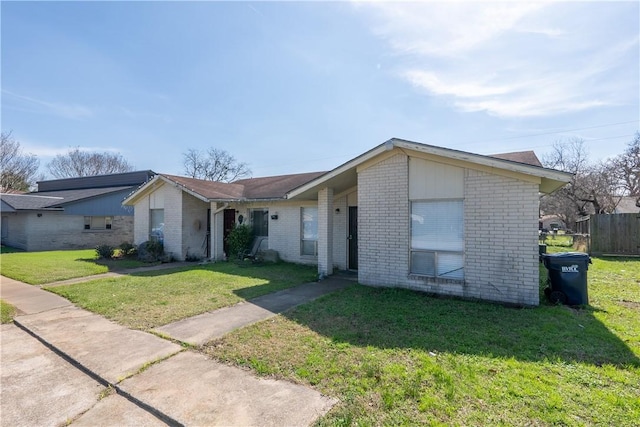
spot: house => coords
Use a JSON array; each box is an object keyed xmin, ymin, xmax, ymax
[
  {"xmin": 123, "ymin": 139, "xmax": 571, "ymax": 306},
  {"xmin": 614, "ymin": 196, "xmax": 640, "ymax": 214},
  {"xmin": 1, "ymin": 171, "xmax": 155, "ymax": 251}
]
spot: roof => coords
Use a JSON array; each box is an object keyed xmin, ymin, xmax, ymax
[
  {"xmin": 490, "ymin": 151, "xmax": 543, "ymax": 167},
  {"xmin": 234, "ymin": 172, "xmax": 326, "ymax": 199},
  {"xmin": 123, "ymin": 171, "xmax": 327, "ymax": 205},
  {"xmin": 287, "ymin": 138, "xmax": 573, "ymax": 200},
  {"xmin": 1, "ymin": 186, "xmax": 134, "ymax": 211},
  {"xmin": 123, "ymin": 139, "xmax": 573, "ymax": 205},
  {"xmin": 37, "ymin": 170, "xmax": 154, "ymax": 192}
]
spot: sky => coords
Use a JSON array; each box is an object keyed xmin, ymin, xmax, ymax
[{"xmin": 2, "ymin": 1, "xmax": 639, "ymax": 179}]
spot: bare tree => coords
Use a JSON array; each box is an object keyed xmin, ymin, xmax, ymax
[
  {"xmin": 611, "ymin": 132, "xmax": 640, "ymax": 207},
  {"xmin": 47, "ymin": 147, "xmax": 134, "ymax": 178},
  {"xmin": 1, "ymin": 131, "xmax": 40, "ymax": 192},
  {"xmin": 540, "ymin": 138, "xmax": 620, "ymax": 229},
  {"xmin": 183, "ymin": 148, "xmax": 251, "ymax": 182}
]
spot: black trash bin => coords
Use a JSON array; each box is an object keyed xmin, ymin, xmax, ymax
[{"xmin": 542, "ymin": 252, "xmax": 591, "ymax": 305}]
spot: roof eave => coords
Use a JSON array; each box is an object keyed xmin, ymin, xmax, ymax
[
  {"xmin": 287, "ymin": 138, "xmax": 573, "ymax": 198},
  {"xmin": 286, "ymin": 141, "xmax": 392, "ymax": 199}
]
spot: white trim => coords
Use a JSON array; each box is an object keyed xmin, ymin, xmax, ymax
[{"xmin": 287, "ymin": 138, "xmax": 572, "ymax": 199}]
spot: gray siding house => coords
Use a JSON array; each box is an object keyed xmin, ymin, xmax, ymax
[
  {"xmin": 1, "ymin": 171, "xmax": 154, "ymax": 251},
  {"xmin": 123, "ymin": 139, "xmax": 571, "ymax": 306}
]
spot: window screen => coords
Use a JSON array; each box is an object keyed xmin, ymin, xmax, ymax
[{"xmin": 411, "ymin": 200, "xmax": 464, "ymax": 279}]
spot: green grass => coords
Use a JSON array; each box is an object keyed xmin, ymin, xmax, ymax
[
  {"xmin": 203, "ymin": 256, "xmax": 640, "ymax": 426},
  {"xmin": 0, "ymin": 300, "xmax": 17, "ymax": 324},
  {"xmin": 540, "ymin": 233, "xmax": 574, "ymax": 247},
  {"xmin": 0, "ymin": 249, "xmax": 154, "ymax": 284},
  {"xmin": 46, "ymin": 262, "xmax": 318, "ymax": 330}
]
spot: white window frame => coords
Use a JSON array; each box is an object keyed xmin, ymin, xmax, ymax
[
  {"xmin": 410, "ymin": 199, "xmax": 464, "ymax": 280},
  {"xmin": 300, "ymin": 207, "xmax": 318, "ymax": 257}
]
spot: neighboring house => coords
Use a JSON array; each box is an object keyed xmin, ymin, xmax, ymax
[
  {"xmin": 123, "ymin": 139, "xmax": 571, "ymax": 306},
  {"xmin": 614, "ymin": 196, "xmax": 640, "ymax": 214},
  {"xmin": 1, "ymin": 171, "xmax": 154, "ymax": 251}
]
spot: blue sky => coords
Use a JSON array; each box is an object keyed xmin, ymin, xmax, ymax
[{"xmin": 2, "ymin": 1, "xmax": 638, "ymax": 178}]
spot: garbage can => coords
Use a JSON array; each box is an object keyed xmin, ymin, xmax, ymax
[{"xmin": 542, "ymin": 252, "xmax": 591, "ymax": 305}]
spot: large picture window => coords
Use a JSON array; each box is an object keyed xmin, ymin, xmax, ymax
[
  {"xmin": 150, "ymin": 209, "xmax": 164, "ymax": 242},
  {"xmin": 410, "ymin": 200, "xmax": 464, "ymax": 280},
  {"xmin": 84, "ymin": 216, "xmax": 112, "ymax": 230},
  {"xmin": 301, "ymin": 207, "xmax": 318, "ymax": 256}
]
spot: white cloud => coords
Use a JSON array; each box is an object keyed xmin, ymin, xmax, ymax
[
  {"xmin": 2, "ymin": 90, "xmax": 93, "ymax": 119},
  {"xmin": 357, "ymin": 2, "xmax": 639, "ymax": 118}
]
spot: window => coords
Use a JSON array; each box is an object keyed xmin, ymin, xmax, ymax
[
  {"xmin": 251, "ymin": 209, "xmax": 269, "ymax": 237},
  {"xmin": 83, "ymin": 216, "xmax": 112, "ymax": 230},
  {"xmin": 150, "ymin": 209, "xmax": 164, "ymax": 242},
  {"xmin": 410, "ymin": 200, "xmax": 464, "ymax": 280},
  {"xmin": 301, "ymin": 207, "xmax": 318, "ymax": 256}
]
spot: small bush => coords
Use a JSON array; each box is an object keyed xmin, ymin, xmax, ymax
[
  {"xmin": 185, "ymin": 252, "xmax": 203, "ymax": 262},
  {"xmin": 119, "ymin": 242, "xmax": 137, "ymax": 257},
  {"xmin": 137, "ymin": 240, "xmax": 164, "ymax": 263},
  {"xmin": 95, "ymin": 244, "xmax": 115, "ymax": 259},
  {"xmin": 226, "ymin": 224, "xmax": 253, "ymax": 260}
]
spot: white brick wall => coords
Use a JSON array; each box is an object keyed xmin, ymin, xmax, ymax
[
  {"xmin": 318, "ymin": 187, "xmax": 334, "ymax": 276},
  {"xmin": 181, "ymin": 192, "xmax": 209, "ymax": 260},
  {"xmin": 358, "ymin": 153, "xmax": 541, "ymax": 306},
  {"xmin": 230, "ymin": 201, "xmax": 319, "ymax": 265},
  {"xmin": 333, "ymin": 195, "xmax": 348, "ymax": 270},
  {"xmin": 463, "ymin": 169, "xmax": 540, "ymax": 305},
  {"xmin": 159, "ymin": 184, "xmax": 183, "ymax": 260},
  {"xmin": 133, "ymin": 195, "xmax": 149, "ymax": 246},
  {"xmin": 358, "ymin": 153, "xmax": 410, "ymax": 286}
]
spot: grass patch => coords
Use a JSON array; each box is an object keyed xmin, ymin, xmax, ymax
[
  {"xmin": 46, "ymin": 262, "xmax": 317, "ymax": 329},
  {"xmin": 0, "ymin": 300, "xmax": 17, "ymax": 324},
  {"xmin": 540, "ymin": 234, "xmax": 574, "ymax": 247},
  {"xmin": 203, "ymin": 256, "xmax": 640, "ymax": 425},
  {"xmin": 0, "ymin": 249, "xmax": 155, "ymax": 284}
]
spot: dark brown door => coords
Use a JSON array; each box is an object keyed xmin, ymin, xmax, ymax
[
  {"xmin": 348, "ymin": 206, "xmax": 358, "ymax": 270},
  {"xmin": 223, "ymin": 209, "xmax": 236, "ymax": 256}
]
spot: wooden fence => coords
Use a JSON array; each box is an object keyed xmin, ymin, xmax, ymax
[{"xmin": 576, "ymin": 213, "xmax": 640, "ymax": 256}]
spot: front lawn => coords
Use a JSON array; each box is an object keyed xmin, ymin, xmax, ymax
[
  {"xmin": 203, "ymin": 256, "xmax": 640, "ymax": 425},
  {"xmin": 46, "ymin": 262, "xmax": 318, "ymax": 330},
  {"xmin": 0, "ymin": 249, "xmax": 154, "ymax": 284}
]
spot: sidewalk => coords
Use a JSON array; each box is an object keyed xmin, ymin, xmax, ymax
[{"xmin": 0, "ymin": 273, "xmax": 350, "ymax": 426}]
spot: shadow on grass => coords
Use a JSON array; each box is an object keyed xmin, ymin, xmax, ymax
[
  {"xmin": 75, "ymin": 257, "xmax": 162, "ymax": 272},
  {"xmin": 277, "ymin": 285, "xmax": 639, "ymax": 368}
]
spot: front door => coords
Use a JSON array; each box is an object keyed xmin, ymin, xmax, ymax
[
  {"xmin": 223, "ymin": 209, "xmax": 236, "ymax": 256},
  {"xmin": 348, "ymin": 206, "xmax": 358, "ymax": 270}
]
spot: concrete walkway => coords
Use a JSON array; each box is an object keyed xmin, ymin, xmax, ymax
[
  {"xmin": 154, "ymin": 278, "xmax": 351, "ymax": 345},
  {"xmin": 0, "ymin": 272, "xmax": 351, "ymax": 426}
]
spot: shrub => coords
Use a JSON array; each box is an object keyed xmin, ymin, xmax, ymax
[
  {"xmin": 226, "ymin": 224, "xmax": 253, "ymax": 260},
  {"xmin": 185, "ymin": 252, "xmax": 203, "ymax": 262},
  {"xmin": 95, "ymin": 244, "xmax": 115, "ymax": 260},
  {"xmin": 119, "ymin": 242, "xmax": 137, "ymax": 258},
  {"xmin": 137, "ymin": 240, "xmax": 164, "ymax": 263}
]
